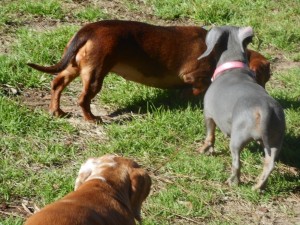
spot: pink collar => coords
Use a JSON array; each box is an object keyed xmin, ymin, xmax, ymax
[{"xmin": 211, "ymin": 61, "xmax": 247, "ymax": 82}]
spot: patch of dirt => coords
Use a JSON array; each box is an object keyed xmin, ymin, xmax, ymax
[
  {"xmin": 268, "ymin": 49, "xmax": 300, "ymax": 72},
  {"xmin": 17, "ymin": 86, "xmax": 137, "ymax": 142},
  {"xmin": 20, "ymin": 88, "xmax": 107, "ymax": 140},
  {"xmin": 272, "ymin": 58, "xmax": 300, "ymax": 72},
  {"xmin": 2, "ymin": 0, "xmax": 300, "ymax": 224},
  {"xmin": 211, "ymin": 195, "xmax": 300, "ymax": 225}
]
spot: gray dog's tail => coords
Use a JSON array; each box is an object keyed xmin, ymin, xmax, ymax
[{"xmin": 27, "ymin": 30, "xmax": 90, "ymax": 75}]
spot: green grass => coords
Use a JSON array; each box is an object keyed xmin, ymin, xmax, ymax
[
  {"xmin": 1, "ymin": 0, "xmax": 300, "ymax": 224},
  {"xmin": 74, "ymin": 6, "xmax": 110, "ymax": 21},
  {"xmin": 147, "ymin": 0, "xmax": 300, "ymax": 52},
  {"xmin": 0, "ymin": 26, "xmax": 79, "ymax": 87},
  {"xmin": 0, "ymin": 0, "xmax": 64, "ymax": 28},
  {"xmin": 0, "ymin": 97, "xmax": 77, "ymax": 202}
]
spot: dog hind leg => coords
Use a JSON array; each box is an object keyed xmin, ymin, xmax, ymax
[
  {"xmin": 78, "ymin": 66, "xmax": 108, "ymax": 122},
  {"xmin": 253, "ymin": 146, "xmax": 278, "ymax": 190},
  {"xmin": 226, "ymin": 136, "xmax": 244, "ymax": 186},
  {"xmin": 50, "ymin": 64, "xmax": 79, "ymax": 117}
]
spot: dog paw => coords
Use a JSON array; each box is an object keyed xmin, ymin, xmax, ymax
[
  {"xmin": 197, "ymin": 145, "xmax": 214, "ymax": 154},
  {"xmin": 50, "ymin": 109, "xmax": 68, "ymax": 118},
  {"xmin": 84, "ymin": 115, "xmax": 103, "ymax": 124},
  {"xmin": 252, "ymin": 183, "xmax": 266, "ymax": 192},
  {"xmin": 226, "ymin": 176, "xmax": 240, "ymax": 186}
]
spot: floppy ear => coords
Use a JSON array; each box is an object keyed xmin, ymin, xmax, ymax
[
  {"xmin": 238, "ymin": 26, "xmax": 254, "ymax": 52},
  {"xmin": 129, "ymin": 168, "xmax": 151, "ymax": 222},
  {"xmin": 198, "ymin": 27, "xmax": 225, "ymax": 60}
]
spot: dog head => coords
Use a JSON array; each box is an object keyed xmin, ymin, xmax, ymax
[
  {"xmin": 198, "ymin": 26, "xmax": 254, "ymax": 65},
  {"xmin": 74, "ymin": 155, "xmax": 151, "ymax": 222},
  {"xmin": 247, "ymin": 50, "xmax": 271, "ymax": 88}
]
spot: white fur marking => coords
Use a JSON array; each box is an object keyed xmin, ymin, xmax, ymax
[
  {"xmin": 86, "ymin": 176, "xmax": 107, "ymax": 182},
  {"xmin": 76, "ymin": 156, "xmax": 117, "ymax": 186}
]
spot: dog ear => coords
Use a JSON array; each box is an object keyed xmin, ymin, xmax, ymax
[
  {"xmin": 129, "ymin": 168, "xmax": 151, "ymax": 222},
  {"xmin": 198, "ymin": 27, "xmax": 225, "ymax": 60},
  {"xmin": 238, "ymin": 26, "xmax": 254, "ymax": 53}
]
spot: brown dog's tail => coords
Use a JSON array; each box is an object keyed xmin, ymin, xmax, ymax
[{"xmin": 27, "ymin": 31, "xmax": 89, "ymax": 75}]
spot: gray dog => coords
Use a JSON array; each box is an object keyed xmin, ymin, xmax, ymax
[{"xmin": 197, "ymin": 26, "xmax": 285, "ymax": 190}]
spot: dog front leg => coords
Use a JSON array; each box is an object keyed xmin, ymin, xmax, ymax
[{"xmin": 198, "ymin": 117, "xmax": 216, "ymax": 154}]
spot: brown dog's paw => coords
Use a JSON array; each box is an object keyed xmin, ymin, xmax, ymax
[
  {"xmin": 84, "ymin": 115, "xmax": 103, "ymax": 124},
  {"xmin": 50, "ymin": 109, "xmax": 69, "ymax": 118}
]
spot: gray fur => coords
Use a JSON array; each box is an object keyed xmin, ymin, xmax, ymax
[{"xmin": 198, "ymin": 26, "xmax": 285, "ymax": 190}]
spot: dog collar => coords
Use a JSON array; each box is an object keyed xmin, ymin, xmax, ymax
[{"xmin": 211, "ymin": 61, "xmax": 247, "ymax": 82}]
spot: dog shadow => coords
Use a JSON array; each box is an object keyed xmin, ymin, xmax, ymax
[
  {"xmin": 276, "ymin": 96, "xmax": 300, "ymax": 110},
  {"xmin": 107, "ymin": 88, "xmax": 204, "ymax": 121},
  {"xmin": 247, "ymin": 134, "xmax": 300, "ymax": 168},
  {"xmin": 245, "ymin": 132, "xmax": 300, "ymax": 191},
  {"xmin": 274, "ymin": 95, "xmax": 300, "ymax": 169},
  {"xmin": 279, "ymin": 133, "xmax": 300, "ymax": 169}
]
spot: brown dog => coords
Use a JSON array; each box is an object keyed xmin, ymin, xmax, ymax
[
  {"xmin": 24, "ymin": 155, "xmax": 151, "ymax": 225},
  {"xmin": 28, "ymin": 20, "xmax": 270, "ymax": 122}
]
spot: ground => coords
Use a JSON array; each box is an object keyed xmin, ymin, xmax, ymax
[{"xmin": 1, "ymin": 0, "xmax": 300, "ymax": 224}]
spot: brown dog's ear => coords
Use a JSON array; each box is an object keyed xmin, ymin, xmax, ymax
[
  {"xmin": 129, "ymin": 168, "xmax": 151, "ymax": 222},
  {"xmin": 198, "ymin": 27, "xmax": 224, "ymax": 60}
]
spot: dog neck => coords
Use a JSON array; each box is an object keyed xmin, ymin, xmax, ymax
[
  {"xmin": 82, "ymin": 178, "xmax": 133, "ymax": 213},
  {"xmin": 86, "ymin": 175, "xmax": 107, "ymax": 183},
  {"xmin": 211, "ymin": 61, "xmax": 247, "ymax": 82}
]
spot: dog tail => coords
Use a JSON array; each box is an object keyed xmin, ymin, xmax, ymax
[{"xmin": 27, "ymin": 31, "xmax": 89, "ymax": 75}]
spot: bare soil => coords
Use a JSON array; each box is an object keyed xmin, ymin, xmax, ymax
[{"xmin": 1, "ymin": 1, "xmax": 300, "ymax": 224}]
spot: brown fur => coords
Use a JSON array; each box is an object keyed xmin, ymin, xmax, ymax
[
  {"xmin": 28, "ymin": 20, "xmax": 270, "ymax": 122},
  {"xmin": 24, "ymin": 155, "xmax": 151, "ymax": 225}
]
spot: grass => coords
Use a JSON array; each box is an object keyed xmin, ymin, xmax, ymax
[
  {"xmin": 147, "ymin": 0, "xmax": 300, "ymax": 52},
  {"xmin": 0, "ymin": 0, "xmax": 300, "ymax": 224}
]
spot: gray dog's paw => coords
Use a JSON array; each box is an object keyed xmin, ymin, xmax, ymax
[
  {"xmin": 197, "ymin": 144, "xmax": 214, "ymax": 155},
  {"xmin": 226, "ymin": 176, "xmax": 240, "ymax": 186}
]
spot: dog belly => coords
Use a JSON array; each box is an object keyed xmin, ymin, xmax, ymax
[{"xmin": 111, "ymin": 63, "xmax": 185, "ymax": 89}]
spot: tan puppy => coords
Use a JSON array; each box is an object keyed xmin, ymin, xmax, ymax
[
  {"xmin": 24, "ymin": 155, "xmax": 151, "ymax": 225},
  {"xmin": 28, "ymin": 20, "xmax": 270, "ymax": 122}
]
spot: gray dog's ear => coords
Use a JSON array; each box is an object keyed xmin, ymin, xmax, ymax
[
  {"xmin": 198, "ymin": 27, "xmax": 225, "ymax": 60},
  {"xmin": 238, "ymin": 26, "xmax": 254, "ymax": 52}
]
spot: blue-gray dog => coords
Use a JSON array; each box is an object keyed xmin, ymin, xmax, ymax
[{"xmin": 197, "ymin": 26, "xmax": 285, "ymax": 190}]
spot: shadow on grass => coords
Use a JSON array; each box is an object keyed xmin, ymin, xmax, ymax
[
  {"xmin": 108, "ymin": 88, "xmax": 204, "ymax": 117},
  {"xmin": 108, "ymin": 88, "xmax": 300, "ymax": 171},
  {"xmin": 276, "ymin": 96, "xmax": 300, "ymax": 110},
  {"xmin": 246, "ymin": 134, "xmax": 300, "ymax": 167},
  {"xmin": 279, "ymin": 133, "xmax": 300, "ymax": 169},
  {"xmin": 274, "ymin": 95, "xmax": 300, "ymax": 169}
]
